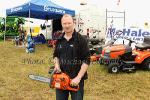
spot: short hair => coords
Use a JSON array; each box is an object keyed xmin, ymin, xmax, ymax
[{"xmin": 61, "ymin": 14, "xmax": 74, "ymax": 22}]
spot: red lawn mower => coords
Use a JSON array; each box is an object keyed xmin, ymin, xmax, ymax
[{"xmin": 100, "ymin": 32, "xmax": 150, "ymax": 73}]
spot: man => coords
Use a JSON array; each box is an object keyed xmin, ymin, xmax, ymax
[{"xmin": 53, "ymin": 14, "xmax": 90, "ymax": 100}]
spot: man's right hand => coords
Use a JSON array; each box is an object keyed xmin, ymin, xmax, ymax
[
  {"xmin": 53, "ymin": 57, "xmax": 61, "ymax": 73},
  {"xmin": 54, "ymin": 65, "xmax": 61, "ymax": 73}
]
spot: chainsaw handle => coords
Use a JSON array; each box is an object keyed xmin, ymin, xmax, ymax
[
  {"xmin": 68, "ymin": 85, "xmax": 79, "ymax": 91},
  {"xmin": 69, "ymin": 79, "xmax": 79, "ymax": 91}
]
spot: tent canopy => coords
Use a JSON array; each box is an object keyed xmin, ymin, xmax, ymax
[{"xmin": 6, "ymin": 0, "xmax": 75, "ymax": 20}]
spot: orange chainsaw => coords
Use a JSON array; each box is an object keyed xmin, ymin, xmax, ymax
[{"xmin": 29, "ymin": 71, "xmax": 79, "ymax": 91}]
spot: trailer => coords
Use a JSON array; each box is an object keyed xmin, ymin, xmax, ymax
[
  {"xmin": 75, "ymin": 4, "xmax": 106, "ymax": 42},
  {"xmin": 74, "ymin": 4, "xmax": 125, "ymax": 44}
]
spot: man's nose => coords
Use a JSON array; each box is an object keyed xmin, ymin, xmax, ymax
[{"xmin": 65, "ymin": 24, "xmax": 70, "ymax": 27}]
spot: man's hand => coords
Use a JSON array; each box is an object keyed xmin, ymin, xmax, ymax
[
  {"xmin": 53, "ymin": 57, "xmax": 61, "ymax": 73},
  {"xmin": 70, "ymin": 76, "xmax": 81, "ymax": 86},
  {"xmin": 54, "ymin": 65, "xmax": 61, "ymax": 73}
]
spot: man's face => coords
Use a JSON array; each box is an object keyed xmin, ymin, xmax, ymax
[{"xmin": 61, "ymin": 16, "xmax": 74, "ymax": 33}]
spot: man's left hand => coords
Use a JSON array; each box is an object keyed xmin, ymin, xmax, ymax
[{"xmin": 70, "ymin": 76, "xmax": 81, "ymax": 86}]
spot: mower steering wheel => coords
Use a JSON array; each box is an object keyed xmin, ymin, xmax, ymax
[
  {"xmin": 124, "ymin": 37, "xmax": 135, "ymax": 43},
  {"xmin": 123, "ymin": 37, "xmax": 137, "ymax": 46}
]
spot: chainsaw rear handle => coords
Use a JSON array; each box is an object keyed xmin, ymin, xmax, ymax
[
  {"xmin": 68, "ymin": 86, "xmax": 79, "ymax": 91},
  {"xmin": 69, "ymin": 80, "xmax": 80, "ymax": 91}
]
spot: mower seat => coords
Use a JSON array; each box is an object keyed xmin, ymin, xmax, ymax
[
  {"xmin": 135, "ymin": 36, "xmax": 150, "ymax": 50},
  {"xmin": 121, "ymin": 45, "xmax": 132, "ymax": 60},
  {"xmin": 125, "ymin": 45, "xmax": 132, "ymax": 53}
]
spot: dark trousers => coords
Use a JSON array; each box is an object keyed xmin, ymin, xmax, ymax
[{"xmin": 56, "ymin": 80, "xmax": 84, "ymax": 100}]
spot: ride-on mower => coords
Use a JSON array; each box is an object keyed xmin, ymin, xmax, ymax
[{"xmin": 100, "ymin": 34, "xmax": 150, "ymax": 73}]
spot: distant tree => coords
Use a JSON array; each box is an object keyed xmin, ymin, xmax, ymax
[{"xmin": 5, "ymin": 16, "xmax": 25, "ymax": 36}]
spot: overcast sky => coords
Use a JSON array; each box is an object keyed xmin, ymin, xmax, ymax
[{"xmin": 0, "ymin": 0, "xmax": 149, "ymax": 27}]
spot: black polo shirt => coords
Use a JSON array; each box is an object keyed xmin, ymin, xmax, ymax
[{"xmin": 53, "ymin": 30, "xmax": 90, "ymax": 79}]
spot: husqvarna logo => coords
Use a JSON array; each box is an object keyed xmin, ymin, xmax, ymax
[
  {"xmin": 44, "ymin": 6, "xmax": 65, "ymax": 14},
  {"xmin": 11, "ymin": 7, "xmax": 22, "ymax": 13}
]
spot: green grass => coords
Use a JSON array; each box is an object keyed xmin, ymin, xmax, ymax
[{"xmin": 0, "ymin": 41, "xmax": 150, "ymax": 100}]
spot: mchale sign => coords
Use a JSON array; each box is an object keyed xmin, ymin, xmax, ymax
[{"xmin": 106, "ymin": 28, "xmax": 150, "ymax": 42}]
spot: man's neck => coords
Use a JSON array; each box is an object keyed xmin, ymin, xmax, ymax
[{"xmin": 64, "ymin": 31, "xmax": 74, "ymax": 41}]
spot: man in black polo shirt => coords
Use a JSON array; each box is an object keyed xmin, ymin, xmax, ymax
[{"xmin": 53, "ymin": 14, "xmax": 90, "ymax": 100}]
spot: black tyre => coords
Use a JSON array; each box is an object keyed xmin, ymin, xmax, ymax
[
  {"xmin": 108, "ymin": 63, "xmax": 120, "ymax": 73},
  {"xmin": 142, "ymin": 58, "xmax": 150, "ymax": 71}
]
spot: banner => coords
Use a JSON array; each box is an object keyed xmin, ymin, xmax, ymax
[{"xmin": 106, "ymin": 27, "xmax": 150, "ymax": 42}]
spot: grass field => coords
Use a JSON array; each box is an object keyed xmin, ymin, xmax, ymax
[{"xmin": 0, "ymin": 41, "xmax": 150, "ymax": 100}]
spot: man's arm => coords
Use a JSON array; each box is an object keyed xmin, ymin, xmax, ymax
[
  {"xmin": 70, "ymin": 36, "xmax": 90, "ymax": 86},
  {"xmin": 70, "ymin": 63, "xmax": 89, "ymax": 86},
  {"xmin": 53, "ymin": 41, "xmax": 61, "ymax": 72},
  {"xmin": 78, "ymin": 36, "xmax": 90, "ymax": 78},
  {"xmin": 76, "ymin": 63, "xmax": 88, "ymax": 80},
  {"xmin": 54, "ymin": 57, "xmax": 60, "ymax": 67}
]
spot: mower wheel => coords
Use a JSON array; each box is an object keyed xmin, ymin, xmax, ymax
[
  {"xmin": 108, "ymin": 63, "xmax": 120, "ymax": 73},
  {"xmin": 142, "ymin": 58, "xmax": 150, "ymax": 71}
]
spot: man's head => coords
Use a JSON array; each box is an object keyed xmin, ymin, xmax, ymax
[{"xmin": 61, "ymin": 14, "xmax": 75, "ymax": 34}]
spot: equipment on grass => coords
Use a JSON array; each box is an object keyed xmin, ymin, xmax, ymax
[
  {"xmin": 100, "ymin": 32, "xmax": 150, "ymax": 73},
  {"xmin": 26, "ymin": 35, "xmax": 35, "ymax": 53}
]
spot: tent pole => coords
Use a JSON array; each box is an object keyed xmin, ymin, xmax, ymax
[
  {"xmin": 29, "ymin": 2, "xmax": 31, "ymax": 36},
  {"xmin": 4, "ymin": 16, "xmax": 6, "ymax": 42},
  {"xmin": 46, "ymin": 20, "xmax": 47, "ymax": 40},
  {"xmin": 52, "ymin": 19, "xmax": 53, "ymax": 39}
]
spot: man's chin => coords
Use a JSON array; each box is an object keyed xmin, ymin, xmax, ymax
[{"xmin": 65, "ymin": 30, "xmax": 73, "ymax": 33}]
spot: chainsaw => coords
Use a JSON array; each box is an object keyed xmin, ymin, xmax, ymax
[{"xmin": 29, "ymin": 70, "xmax": 79, "ymax": 91}]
